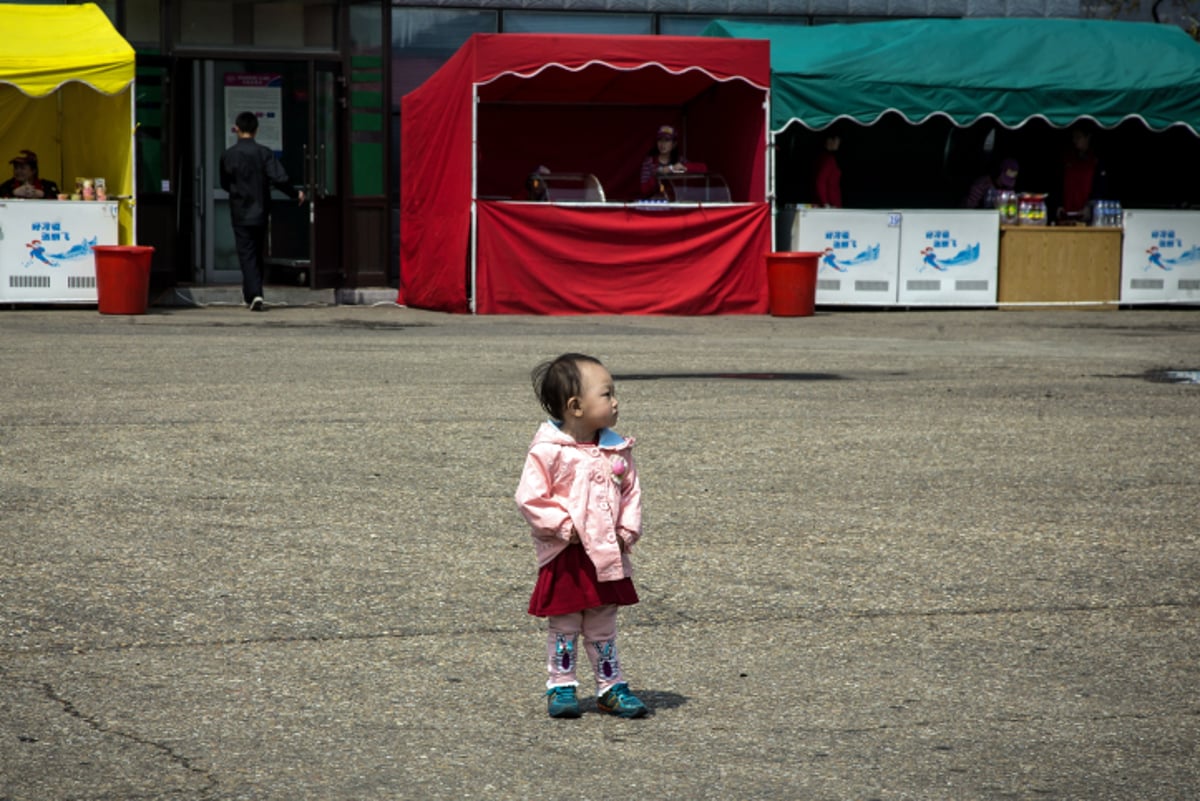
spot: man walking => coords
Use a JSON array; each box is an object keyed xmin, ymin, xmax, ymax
[{"xmin": 219, "ymin": 111, "xmax": 305, "ymax": 311}]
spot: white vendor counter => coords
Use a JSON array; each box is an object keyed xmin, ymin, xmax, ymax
[
  {"xmin": 1120, "ymin": 210, "xmax": 1200, "ymax": 305},
  {"xmin": 785, "ymin": 206, "xmax": 1200, "ymax": 309},
  {"xmin": 0, "ymin": 199, "xmax": 119, "ymax": 304},
  {"xmin": 790, "ymin": 207, "xmax": 999, "ymax": 306}
]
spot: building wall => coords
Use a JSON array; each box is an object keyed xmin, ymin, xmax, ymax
[{"xmin": 390, "ymin": 0, "xmax": 1082, "ymax": 16}]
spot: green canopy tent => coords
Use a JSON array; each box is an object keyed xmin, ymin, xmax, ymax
[
  {"xmin": 703, "ymin": 18, "xmax": 1200, "ymax": 135},
  {"xmin": 705, "ymin": 17, "xmax": 1200, "ymax": 209}
]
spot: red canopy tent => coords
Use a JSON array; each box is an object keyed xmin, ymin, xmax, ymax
[{"xmin": 399, "ymin": 33, "xmax": 771, "ymax": 314}]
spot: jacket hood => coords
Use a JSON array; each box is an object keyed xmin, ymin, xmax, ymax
[{"xmin": 533, "ymin": 420, "xmax": 631, "ymax": 449}]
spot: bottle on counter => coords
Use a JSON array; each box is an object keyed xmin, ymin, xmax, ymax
[
  {"xmin": 1018, "ymin": 193, "xmax": 1047, "ymax": 226},
  {"xmin": 995, "ymin": 190, "xmax": 1019, "ymax": 225}
]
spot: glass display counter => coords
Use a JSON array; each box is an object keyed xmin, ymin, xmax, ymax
[
  {"xmin": 539, "ymin": 173, "xmax": 606, "ymax": 203},
  {"xmin": 660, "ymin": 173, "xmax": 731, "ymax": 203}
]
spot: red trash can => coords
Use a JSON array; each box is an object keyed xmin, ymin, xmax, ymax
[
  {"xmin": 93, "ymin": 245, "xmax": 155, "ymax": 315},
  {"xmin": 766, "ymin": 251, "xmax": 820, "ymax": 317}
]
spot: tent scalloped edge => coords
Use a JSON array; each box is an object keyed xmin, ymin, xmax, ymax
[
  {"xmin": 477, "ymin": 60, "xmax": 768, "ymax": 90},
  {"xmin": 0, "ymin": 77, "xmax": 135, "ymax": 100},
  {"xmin": 775, "ymin": 110, "xmax": 1200, "ymax": 137}
]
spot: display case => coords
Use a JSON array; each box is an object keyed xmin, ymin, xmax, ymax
[
  {"xmin": 792, "ymin": 208, "xmax": 901, "ymax": 306},
  {"xmin": 531, "ymin": 173, "xmax": 604, "ymax": 203},
  {"xmin": 1120, "ymin": 210, "xmax": 1200, "ymax": 305},
  {"xmin": 660, "ymin": 173, "xmax": 731, "ymax": 203},
  {"xmin": 0, "ymin": 200, "xmax": 119, "ymax": 303},
  {"xmin": 896, "ymin": 210, "xmax": 999, "ymax": 306}
]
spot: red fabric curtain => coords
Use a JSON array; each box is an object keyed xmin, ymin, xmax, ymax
[
  {"xmin": 399, "ymin": 42, "xmax": 475, "ymax": 313},
  {"xmin": 475, "ymin": 202, "xmax": 770, "ymax": 315}
]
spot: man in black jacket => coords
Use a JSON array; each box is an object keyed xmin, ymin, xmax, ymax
[{"xmin": 219, "ymin": 111, "xmax": 305, "ymax": 311}]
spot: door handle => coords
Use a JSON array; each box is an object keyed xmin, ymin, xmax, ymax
[
  {"xmin": 317, "ymin": 143, "xmax": 326, "ymax": 200},
  {"xmin": 301, "ymin": 143, "xmax": 311, "ymax": 193}
]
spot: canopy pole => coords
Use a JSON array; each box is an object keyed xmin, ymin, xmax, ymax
[
  {"xmin": 130, "ymin": 82, "xmax": 138, "ymax": 242},
  {"xmin": 57, "ymin": 91, "xmax": 65, "ymax": 193},
  {"xmin": 765, "ymin": 94, "xmax": 775, "ymax": 250},
  {"xmin": 470, "ymin": 87, "xmax": 478, "ymax": 314}
]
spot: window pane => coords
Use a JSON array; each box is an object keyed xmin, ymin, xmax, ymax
[
  {"xmin": 502, "ymin": 11, "xmax": 651, "ymax": 35},
  {"xmin": 350, "ymin": 4, "xmax": 383, "ymax": 50},
  {"xmin": 662, "ymin": 15, "xmax": 809, "ymax": 36},
  {"xmin": 390, "ymin": 8, "xmax": 498, "ymax": 102},
  {"xmin": 177, "ymin": 1, "xmax": 336, "ymax": 49},
  {"xmin": 135, "ymin": 65, "xmax": 168, "ymax": 194},
  {"xmin": 124, "ymin": 0, "xmax": 161, "ymax": 45},
  {"xmin": 659, "ymin": 16, "xmax": 717, "ymax": 37},
  {"xmin": 350, "ymin": 4, "xmax": 385, "ymax": 196}
]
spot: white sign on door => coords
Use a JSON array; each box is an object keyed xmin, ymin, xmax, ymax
[{"xmin": 224, "ymin": 73, "xmax": 284, "ymax": 154}]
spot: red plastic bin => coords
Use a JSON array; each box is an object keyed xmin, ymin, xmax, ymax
[
  {"xmin": 93, "ymin": 245, "xmax": 155, "ymax": 315},
  {"xmin": 766, "ymin": 251, "xmax": 820, "ymax": 317}
]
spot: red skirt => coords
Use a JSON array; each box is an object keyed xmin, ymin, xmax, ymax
[{"xmin": 528, "ymin": 542, "xmax": 639, "ymax": 617}]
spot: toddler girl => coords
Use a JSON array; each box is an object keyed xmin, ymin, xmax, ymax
[{"xmin": 515, "ymin": 353, "xmax": 648, "ymax": 719}]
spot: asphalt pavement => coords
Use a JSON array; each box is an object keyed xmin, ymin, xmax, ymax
[{"xmin": 1, "ymin": 303, "xmax": 1198, "ymax": 800}]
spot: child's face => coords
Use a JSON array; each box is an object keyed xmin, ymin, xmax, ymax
[{"xmin": 570, "ymin": 361, "xmax": 619, "ymax": 433}]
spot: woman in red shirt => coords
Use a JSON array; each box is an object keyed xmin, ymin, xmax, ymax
[
  {"xmin": 1060, "ymin": 125, "xmax": 1107, "ymax": 218},
  {"xmin": 813, "ymin": 133, "xmax": 842, "ymax": 208}
]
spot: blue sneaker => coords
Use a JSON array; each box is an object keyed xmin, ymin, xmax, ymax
[
  {"xmin": 597, "ymin": 683, "xmax": 647, "ymax": 718},
  {"xmin": 546, "ymin": 686, "xmax": 581, "ymax": 718}
]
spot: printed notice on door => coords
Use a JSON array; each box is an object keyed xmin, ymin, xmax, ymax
[{"xmin": 224, "ymin": 73, "xmax": 284, "ymax": 154}]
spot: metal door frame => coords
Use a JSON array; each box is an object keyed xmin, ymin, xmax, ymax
[{"xmin": 192, "ymin": 58, "xmax": 342, "ymax": 287}]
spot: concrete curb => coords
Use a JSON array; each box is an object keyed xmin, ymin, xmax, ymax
[{"xmin": 151, "ymin": 286, "xmax": 398, "ymax": 308}]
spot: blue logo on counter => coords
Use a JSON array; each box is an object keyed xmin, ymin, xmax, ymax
[
  {"xmin": 1144, "ymin": 231, "xmax": 1199, "ymax": 271},
  {"xmin": 21, "ymin": 220, "xmax": 97, "ymax": 268},
  {"xmin": 819, "ymin": 230, "xmax": 881, "ymax": 273},
  {"xmin": 917, "ymin": 229, "xmax": 980, "ymax": 272}
]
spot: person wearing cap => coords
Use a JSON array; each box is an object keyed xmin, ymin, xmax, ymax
[
  {"xmin": 962, "ymin": 157, "xmax": 1019, "ymax": 210},
  {"xmin": 0, "ymin": 151, "xmax": 59, "ymax": 200},
  {"xmin": 639, "ymin": 124, "xmax": 687, "ymax": 199}
]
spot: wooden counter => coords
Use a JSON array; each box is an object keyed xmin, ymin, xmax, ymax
[{"xmin": 997, "ymin": 225, "xmax": 1123, "ymax": 307}]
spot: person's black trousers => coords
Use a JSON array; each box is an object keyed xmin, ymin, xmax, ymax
[{"xmin": 232, "ymin": 223, "xmax": 268, "ymax": 304}]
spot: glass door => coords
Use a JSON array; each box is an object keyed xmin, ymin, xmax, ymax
[
  {"xmin": 194, "ymin": 59, "xmax": 341, "ymax": 288},
  {"xmin": 307, "ymin": 62, "xmax": 342, "ymax": 289}
]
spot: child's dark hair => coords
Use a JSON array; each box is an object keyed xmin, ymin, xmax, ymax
[{"xmin": 532, "ymin": 353, "xmax": 603, "ymax": 420}]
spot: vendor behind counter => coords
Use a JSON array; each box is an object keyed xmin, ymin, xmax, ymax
[{"xmin": 0, "ymin": 150, "xmax": 59, "ymax": 200}]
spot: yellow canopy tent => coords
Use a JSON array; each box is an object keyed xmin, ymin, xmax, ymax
[{"xmin": 0, "ymin": 3, "xmax": 136, "ymax": 242}]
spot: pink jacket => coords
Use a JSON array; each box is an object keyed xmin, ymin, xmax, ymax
[{"xmin": 515, "ymin": 421, "xmax": 642, "ymax": 582}]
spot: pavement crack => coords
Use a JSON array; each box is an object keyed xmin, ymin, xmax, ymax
[
  {"xmin": 37, "ymin": 679, "xmax": 218, "ymax": 798},
  {"xmin": 847, "ymin": 598, "xmax": 1197, "ymax": 620},
  {"xmin": 5, "ymin": 625, "xmax": 538, "ymax": 658}
]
